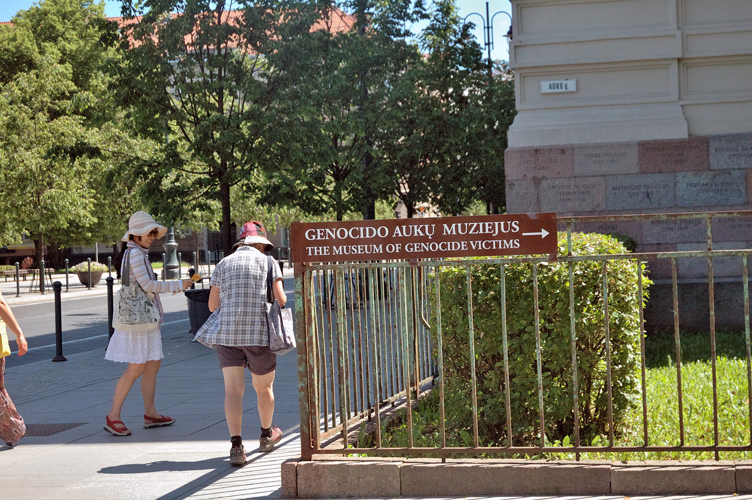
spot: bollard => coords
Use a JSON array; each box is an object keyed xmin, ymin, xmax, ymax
[
  {"xmin": 52, "ymin": 282, "xmax": 67, "ymax": 362},
  {"xmin": 15, "ymin": 262, "xmax": 20, "ymax": 297},
  {"xmin": 162, "ymin": 253, "xmax": 166, "ymax": 281},
  {"xmin": 87, "ymin": 257, "xmax": 92, "ymax": 290},
  {"xmin": 107, "ymin": 256, "xmax": 112, "ymax": 278},
  {"xmin": 187, "ymin": 268, "xmax": 196, "ymax": 289},
  {"xmin": 106, "ymin": 276, "xmax": 114, "ymax": 341},
  {"xmin": 178, "ymin": 252, "xmax": 182, "ymax": 277},
  {"xmin": 40, "ymin": 260, "xmax": 46, "ymax": 295},
  {"xmin": 193, "ymin": 251, "xmax": 197, "ymax": 278},
  {"xmin": 64, "ymin": 258, "xmax": 69, "ymax": 292}
]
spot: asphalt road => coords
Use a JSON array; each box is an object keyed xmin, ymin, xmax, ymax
[
  {"xmin": 10, "ymin": 291, "xmax": 195, "ymax": 366},
  {"xmin": 10, "ymin": 276, "xmax": 295, "ymax": 366}
]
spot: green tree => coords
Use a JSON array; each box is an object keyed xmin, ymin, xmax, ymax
[
  {"xmin": 468, "ymin": 61, "xmax": 516, "ymax": 215},
  {"xmin": 260, "ymin": 0, "xmax": 410, "ymax": 221},
  {"xmin": 0, "ymin": 0, "xmax": 129, "ymax": 266},
  {"xmin": 407, "ymin": 0, "xmax": 513, "ymax": 216},
  {"xmin": 115, "ymin": 0, "xmax": 324, "ymax": 254}
]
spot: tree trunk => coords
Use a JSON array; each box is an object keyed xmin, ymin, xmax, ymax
[
  {"xmin": 220, "ymin": 174, "xmax": 233, "ymax": 257},
  {"xmin": 48, "ymin": 242, "xmax": 61, "ymax": 270},
  {"xmin": 33, "ymin": 233, "xmax": 45, "ymax": 269}
]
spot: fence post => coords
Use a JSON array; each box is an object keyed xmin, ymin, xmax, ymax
[
  {"xmin": 15, "ymin": 262, "xmax": 20, "ymax": 298},
  {"xmin": 193, "ymin": 251, "xmax": 197, "ymax": 277},
  {"xmin": 64, "ymin": 258, "xmax": 69, "ymax": 292},
  {"xmin": 52, "ymin": 281, "xmax": 66, "ymax": 362},
  {"xmin": 40, "ymin": 260, "xmax": 46, "ymax": 295},
  {"xmin": 178, "ymin": 252, "xmax": 182, "ymax": 277},
  {"xmin": 162, "ymin": 253, "xmax": 166, "ymax": 281},
  {"xmin": 106, "ymin": 276, "xmax": 114, "ymax": 341},
  {"xmin": 87, "ymin": 258, "xmax": 92, "ymax": 290},
  {"xmin": 107, "ymin": 256, "xmax": 112, "ymax": 278}
]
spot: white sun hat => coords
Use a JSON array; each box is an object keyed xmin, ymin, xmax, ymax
[{"xmin": 121, "ymin": 211, "xmax": 168, "ymax": 242}]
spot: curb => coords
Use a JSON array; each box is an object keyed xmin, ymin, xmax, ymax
[{"xmin": 282, "ymin": 458, "xmax": 752, "ymax": 498}]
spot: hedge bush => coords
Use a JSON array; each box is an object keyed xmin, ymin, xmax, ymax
[{"xmin": 433, "ymin": 232, "xmax": 651, "ymax": 448}]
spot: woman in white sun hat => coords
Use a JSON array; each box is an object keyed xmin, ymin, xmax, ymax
[{"xmin": 103, "ymin": 211, "xmax": 193, "ymax": 437}]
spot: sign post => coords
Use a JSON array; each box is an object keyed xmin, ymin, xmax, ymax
[{"xmin": 291, "ymin": 213, "xmax": 557, "ymax": 263}]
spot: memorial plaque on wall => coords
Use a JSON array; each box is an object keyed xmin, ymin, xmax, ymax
[
  {"xmin": 709, "ymin": 133, "xmax": 752, "ymax": 169},
  {"xmin": 540, "ymin": 177, "xmax": 605, "ymax": 213},
  {"xmin": 676, "ymin": 170, "xmax": 746, "ymax": 207},
  {"xmin": 504, "ymin": 146, "xmax": 574, "ymax": 180},
  {"xmin": 606, "ymin": 173, "xmax": 675, "ymax": 210},
  {"xmin": 642, "ymin": 217, "xmax": 706, "ymax": 244},
  {"xmin": 574, "ymin": 143, "xmax": 639, "ymax": 176},
  {"xmin": 638, "ymin": 137, "xmax": 708, "ymax": 173},
  {"xmin": 291, "ymin": 213, "xmax": 558, "ymax": 263}
]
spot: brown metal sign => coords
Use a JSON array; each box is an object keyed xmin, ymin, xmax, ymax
[{"xmin": 290, "ymin": 213, "xmax": 557, "ymax": 263}]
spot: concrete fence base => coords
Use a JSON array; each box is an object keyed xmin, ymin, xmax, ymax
[{"xmin": 281, "ymin": 458, "xmax": 752, "ymax": 498}]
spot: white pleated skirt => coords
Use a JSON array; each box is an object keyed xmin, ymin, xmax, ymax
[{"xmin": 105, "ymin": 326, "xmax": 163, "ymax": 364}]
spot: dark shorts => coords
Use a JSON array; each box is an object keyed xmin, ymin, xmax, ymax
[{"xmin": 216, "ymin": 345, "xmax": 276, "ymax": 375}]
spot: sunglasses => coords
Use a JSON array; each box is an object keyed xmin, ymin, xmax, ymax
[{"xmin": 146, "ymin": 228, "xmax": 160, "ymax": 237}]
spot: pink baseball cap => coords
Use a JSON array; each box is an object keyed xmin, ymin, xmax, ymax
[{"xmin": 235, "ymin": 221, "xmax": 273, "ymax": 251}]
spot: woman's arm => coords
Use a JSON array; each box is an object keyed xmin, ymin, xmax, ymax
[
  {"xmin": 129, "ymin": 252, "xmax": 189, "ymax": 293},
  {"xmin": 269, "ymin": 257, "xmax": 286, "ymax": 307},
  {"xmin": 208, "ymin": 286, "xmax": 220, "ymax": 312},
  {"xmin": 0, "ymin": 291, "xmax": 27, "ymax": 356},
  {"xmin": 273, "ymin": 278, "xmax": 286, "ymax": 307}
]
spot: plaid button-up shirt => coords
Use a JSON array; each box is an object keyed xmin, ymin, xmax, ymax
[{"xmin": 194, "ymin": 246, "xmax": 282, "ymax": 347}]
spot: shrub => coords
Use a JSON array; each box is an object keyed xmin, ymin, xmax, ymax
[
  {"xmin": 69, "ymin": 261, "xmax": 109, "ymax": 273},
  {"xmin": 433, "ymin": 232, "xmax": 651, "ymax": 448},
  {"xmin": 20, "ymin": 257, "xmax": 34, "ymax": 269}
]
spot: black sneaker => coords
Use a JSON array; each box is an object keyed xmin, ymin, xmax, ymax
[
  {"xmin": 230, "ymin": 444, "xmax": 247, "ymax": 466},
  {"xmin": 259, "ymin": 425, "xmax": 282, "ymax": 452}
]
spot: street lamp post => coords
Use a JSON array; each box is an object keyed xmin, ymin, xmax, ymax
[
  {"xmin": 464, "ymin": 2, "xmax": 512, "ymax": 84},
  {"xmin": 163, "ymin": 227, "xmax": 181, "ymax": 279}
]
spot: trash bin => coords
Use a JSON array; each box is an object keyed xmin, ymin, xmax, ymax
[{"xmin": 185, "ymin": 288, "xmax": 211, "ymax": 334}]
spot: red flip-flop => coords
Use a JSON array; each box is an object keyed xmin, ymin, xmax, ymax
[
  {"xmin": 143, "ymin": 414, "xmax": 175, "ymax": 429},
  {"xmin": 104, "ymin": 416, "xmax": 131, "ymax": 436}
]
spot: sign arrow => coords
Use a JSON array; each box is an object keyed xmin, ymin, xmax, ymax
[{"xmin": 522, "ymin": 228, "xmax": 550, "ymax": 239}]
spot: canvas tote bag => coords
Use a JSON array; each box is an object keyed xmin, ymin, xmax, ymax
[
  {"xmin": 264, "ymin": 256, "xmax": 295, "ymax": 354},
  {"xmin": 112, "ymin": 249, "xmax": 160, "ymax": 332}
]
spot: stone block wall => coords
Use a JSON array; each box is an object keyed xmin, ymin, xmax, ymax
[
  {"xmin": 505, "ymin": 133, "xmax": 752, "ymax": 280},
  {"xmin": 505, "ymin": 133, "xmax": 752, "ymax": 331}
]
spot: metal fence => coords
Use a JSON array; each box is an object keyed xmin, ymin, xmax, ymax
[{"xmin": 294, "ymin": 211, "xmax": 752, "ymax": 461}]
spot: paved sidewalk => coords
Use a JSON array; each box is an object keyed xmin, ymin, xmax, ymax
[
  {"xmin": 3, "ymin": 270, "xmax": 750, "ymax": 500},
  {"xmin": 1, "ymin": 328, "xmax": 303, "ymax": 500}
]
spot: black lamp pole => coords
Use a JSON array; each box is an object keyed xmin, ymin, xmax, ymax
[{"xmin": 464, "ymin": 2, "xmax": 512, "ymax": 84}]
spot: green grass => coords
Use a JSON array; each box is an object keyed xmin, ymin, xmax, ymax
[
  {"xmin": 646, "ymin": 331, "xmax": 751, "ymax": 368},
  {"xmin": 372, "ymin": 331, "xmax": 752, "ymax": 460}
]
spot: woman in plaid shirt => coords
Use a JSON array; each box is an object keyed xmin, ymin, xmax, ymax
[{"xmin": 195, "ymin": 221, "xmax": 286, "ymax": 466}]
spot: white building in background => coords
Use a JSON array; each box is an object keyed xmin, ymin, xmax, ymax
[{"xmin": 503, "ymin": 0, "xmax": 752, "ymax": 330}]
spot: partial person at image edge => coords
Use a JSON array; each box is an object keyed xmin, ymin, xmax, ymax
[{"xmin": 0, "ymin": 289, "xmax": 28, "ymax": 447}]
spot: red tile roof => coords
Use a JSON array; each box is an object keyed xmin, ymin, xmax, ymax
[{"xmin": 109, "ymin": 7, "xmax": 354, "ymax": 50}]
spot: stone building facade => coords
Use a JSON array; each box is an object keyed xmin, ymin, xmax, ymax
[{"xmin": 504, "ymin": 0, "xmax": 752, "ymax": 330}]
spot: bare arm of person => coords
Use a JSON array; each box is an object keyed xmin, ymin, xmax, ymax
[
  {"xmin": 208, "ymin": 286, "xmax": 220, "ymax": 312},
  {"xmin": 0, "ymin": 291, "xmax": 27, "ymax": 356},
  {"xmin": 129, "ymin": 252, "xmax": 189, "ymax": 293},
  {"xmin": 273, "ymin": 278, "xmax": 286, "ymax": 307}
]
